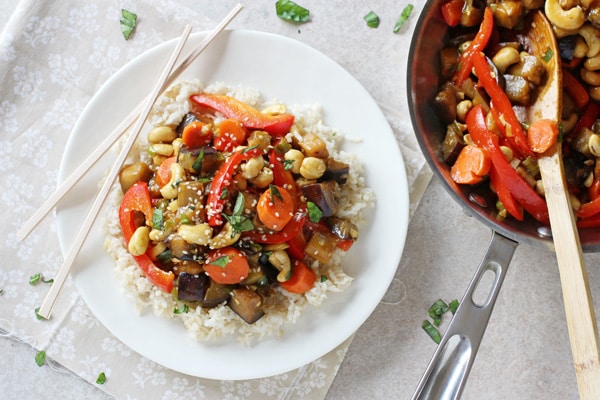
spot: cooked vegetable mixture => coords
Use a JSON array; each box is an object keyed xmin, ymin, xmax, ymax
[
  {"xmin": 435, "ymin": 0, "xmax": 600, "ymax": 227},
  {"xmin": 105, "ymin": 81, "xmax": 371, "ymax": 338}
]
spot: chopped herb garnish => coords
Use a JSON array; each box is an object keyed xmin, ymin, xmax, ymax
[
  {"xmin": 120, "ymin": 9, "xmax": 137, "ymax": 40},
  {"xmin": 156, "ymin": 249, "xmax": 173, "ymax": 264},
  {"xmin": 174, "ymin": 304, "xmax": 189, "ymax": 314},
  {"xmin": 364, "ymin": 11, "xmax": 380, "ymax": 28},
  {"xmin": 220, "ymin": 187, "xmax": 229, "ymax": 200},
  {"xmin": 34, "ymin": 307, "xmax": 43, "ymax": 320},
  {"xmin": 96, "ymin": 372, "xmax": 107, "ymax": 385},
  {"xmin": 449, "ymin": 299, "xmax": 459, "ymax": 314},
  {"xmin": 29, "ymin": 273, "xmax": 53, "ymax": 285},
  {"xmin": 241, "ymin": 144, "xmax": 259, "ymax": 154},
  {"xmin": 283, "ymin": 159, "xmax": 295, "ymax": 171},
  {"xmin": 0, "ymin": 289, "xmax": 4, "ymax": 295},
  {"xmin": 192, "ymin": 148, "xmax": 205, "ymax": 172},
  {"xmin": 223, "ymin": 193, "xmax": 254, "ymax": 236},
  {"xmin": 428, "ymin": 299, "xmax": 449, "ymax": 326},
  {"xmin": 269, "ymin": 184, "xmax": 283, "ymax": 203},
  {"xmin": 393, "ymin": 4, "xmax": 413, "ymax": 33},
  {"xmin": 276, "ymin": 0, "xmax": 310, "ymax": 23},
  {"xmin": 542, "ymin": 47, "xmax": 554, "ymax": 63},
  {"xmin": 210, "ymin": 255, "xmax": 230, "ymax": 268},
  {"xmin": 152, "ymin": 208, "xmax": 164, "ymax": 230},
  {"xmin": 307, "ymin": 201, "xmax": 323, "ymax": 223},
  {"xmin": 320, "ymin": 275, "xmax": 328, "ymax": 282},
  {"xmin": 35, "ymin": 350, "xmax": 46, "ymax": 366},
  {"xmin": 180, "ymin": 213, "xmax": 191, "ymax": 225},
  {"xmin": 422, "ymin": 320, "xmax": 442, "ymax": 344}
]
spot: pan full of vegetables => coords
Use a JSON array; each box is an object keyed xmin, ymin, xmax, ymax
[{"xmin": 408, "ymin": 0, "xmax": 600, "ymax": 397}]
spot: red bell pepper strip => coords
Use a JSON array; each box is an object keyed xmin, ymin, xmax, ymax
[
  {"xmin": 576, "ymin": 196, "xmax": 600, "ymax": 219},
  {"xmin": 577, "ymin": 213, "xmax": 600, "ymax": 228},
  {"xmin": 488, "ymin": 164, "xmax": 524, "ymax": 221},
  {"xmin": 589, "ymin": 177, "xmax": 600, "ymax": 201},
  {"xmin": 466, "ymin": 105, "xmax": 549, "ymax": 223},
  {"xmin": 563, "ymin": 68, "xmax": 589, "ymax": 110},
  {"xmin": 119, "ymin": 182, "xmax": 174, "ymax": 293},
  {"xmin": 472, "ymin": 51, "xmax": 534, "ymax": 159},
  {"xmin": 206, "ymin": 147, "xmax": 262, "ymax": 226},
  {"xmin": 572, "ymin": 101, "xmax": 600, "ymax": 136},
  {"xmin": 243, "ymin": 208, "xmax": 306, "ymax": 244},
  {"xmin": 452, "ymin": 7, "xmax": 494, "ymax": 86},
  {"xmin": 190, "ymin": 93, "xmax": 295, "ymax": 137},
  {"xmin": 441, "ymin": 0, "xmax": 465, "ymax": 27}
]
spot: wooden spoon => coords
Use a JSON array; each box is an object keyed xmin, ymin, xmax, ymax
[{"xmin": 526, "ymin": 11, "xmax": 600, "ymax": 398}]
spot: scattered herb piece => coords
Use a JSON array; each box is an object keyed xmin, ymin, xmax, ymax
[
  {"xmin": 276, "ymin": 0, "xmax": 310, "ymax": 23},
  {"xmin": 364, "ymin": 11, "xmax": 380, "ymax": 28},
  {"xmin": 320, "ymin": 275, "xmax": 328, "ymax": 282},
  {"xmin": 269, "ymin": 184, "xmax": 283, "ymax": 203},
  {"xmin": 35, "ymin": 350, "xmax": 47, "ymax": 366},
  {"xmin": 307, "ymin": 201, "xmax": 323, "ymax": 223},
  {"xmin": 179, "ymin": 213, "xmax": 191, "ymax": 225},
  {"xmin": 220, "ymin": 187, "xmax": 229, "ymax": 200},
  {"xmin": 393, "ymin": 4, "xmax": 414, "ymax": 33},
  {"xmin": 34, "ymin": 307, "xmax": 43, "ymax": 320},
  {"xmin": 449, "ymin": 299, "xmax": 459, "ymax": 314},
  {"xmin": 283, "ymin": 159, "xmax": 295, "ymax": 170},
  {"xmin": 152, "ymin": 209, "xmax": 164, "ymax": 230},
  {"xmin": 192, "ymin": 148, "xmax": 205, "ymax": 172},
  {"xmin": 428, "ymin": 299, "xmax": 449, "ymax": 326},
  {"xmin": 156, "ymin": 249, "xmax": 173, "ymax": 264},
  {"xmin": 0, "ymin": 289, "xmax": 4, "ymax": 295},
  {"xmin": 174, "ymin": 304, "xmax": 189, "ymax": 314},
  {"xmin": 422, "ymin": 320, "xmax": 442, "ymax": 344},
  {"xmin": 29, "ymin": 273, "xmax": 53, "ymax": 285},
  {"xmin": 210, "ymin": 255, "xmax": 230, "ymax": 268},
  {"xmin": 223, "ymin": 193, "xmax": 254, "ymax": 236},
  {"xmin": 542, "ymin": 47, "xmax": 554, "ymax": 63},
  {"xmin": 120, "ymin": 9, "xmax": 137, "ymax": 40},
  {"xmin": 96, "ymin": 372, "xmax": 107, "ymax": 385}
]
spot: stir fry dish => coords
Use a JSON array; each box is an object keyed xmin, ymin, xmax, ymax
[
  {"xmin": 108, "ymin": 82, "xmax": 370, "ymax": 333},
  {"xmin": 435, "ymin": 0, "xmax": 600, "ymax": 227}
]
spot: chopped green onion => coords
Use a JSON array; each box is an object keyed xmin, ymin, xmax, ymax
[
  {"xmin": 320, "ymin": 275, "xmax": 328, "ymax": 282},
  {"xmin": 364, "ymin": 11, "xmax": 380, "ymax": 28},
  {"xmin": 307, "ymin": 201, "xmax": 323, "ymax": 223},
  {"xmin": 96, "ymin": 372, "xmax": 107, "ymax": 385},
  {"xmin": 394, "ymin": 4, "xmax": 413, "ymax": 33},
  {"xmin": 35, "ymin": 350, "xmax": 46, "ymax": 366},
  {"xmin": 276, "ymin": 0, "xmax": 310, "ymax": 23},
  {"xmin": 422, "ymin": 320, "xmax": 441, "ymax": 344},
  {"xmin": 29, "ymin": 273, "xmax": 53, "ymax": 285},
  {"xmin": 173, "ymin": 304, "xmax": 189, "ymax": 314},
  {"xmin": 449, "ymin": 299, "xmax": 459, "ymax": 314},
  {"xmin": 120, "ymin": 9, "xmax": 137, "ymax": 40},
  {"xmin": 283, "ymin": 159, "xmax": 295, "ymax": 171},
  {"xmin": 34, "ymin": 307, "xmax": 43, "ymax": 320},
  {"xmin": 542, "ymin": 47, "xmax": 554, "ymax": 63},
  {"xmin": 428, "ymin": 299, "xmax": 449, "ymax": 326}
]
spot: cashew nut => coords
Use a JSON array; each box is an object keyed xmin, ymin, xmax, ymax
[
  {"xmin": 545, "ymin": 0, "xmax": 585, "ymax": 31},
  {"xmin": 268, "ymin": 250, "xmax": 291, "ymax": 282},
  {"xmin": 578, "ymin": 23, "xmax": 600, "ymax": 58},
  {"xmin": 581, "ymin": 68, "xmax": 600, "ymax": 86},
  {"xmin": 128, "ymin": 226, "xmax": 150, "ymax": 256},
  {"xmin": 159, "ymin": 162, "xmax": 185, "ymax": 199},
  {"xmin": 492, "ymin": 46, "xmax": 520, "ymax": 74},
  {"xmin": 178, "ymin": 223, "xmax": 213, "ymax": 246}
]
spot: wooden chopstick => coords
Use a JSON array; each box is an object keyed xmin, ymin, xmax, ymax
[
  {"xmin": 16, "ymin": 3, "xmax": 243, "ymax": 242},
  {"xmin": 36, "ymin": 24, "xmax": 195, "ymax": 320}
]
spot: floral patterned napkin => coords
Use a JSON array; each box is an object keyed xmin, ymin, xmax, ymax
[{"xmin": 0, "ymin": 1, "xmax": 429, "ymax": 398}]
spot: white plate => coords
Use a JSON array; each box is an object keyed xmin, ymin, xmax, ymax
[{"xmin": 57, "ymin": 30, "xmax": 409, "ymax": 380}]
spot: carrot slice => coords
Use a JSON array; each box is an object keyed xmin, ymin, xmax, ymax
[
  {"xmin": 280, "ymin": 259, "xmax": 317, "ymax": 294},
  {"xmin": 181, "ymin": 120, "xmax": 212, "ymax": 148},
  {"xmin": 155, "ymin": 156, "xmax": 177, "ymax": 187},
  {"xmin": 257, "ymin": 185, "xmax": 294, "ymax": 231},
  {"xmin": 527, "ymin": 119, "xmax": 559, "ymax": 154},
  {"xmin": 214, "ymin": 118, "xmax": 247, "ymax": 151},
  {"xmin": 204, "ymin": 247, "xmax": 250, "ymax": 285},
  {"xmin": 450, "ymin": 144, "xmax": 491, "ymax": 185}
]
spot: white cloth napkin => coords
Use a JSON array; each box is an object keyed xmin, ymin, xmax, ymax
[{"xmin": 0, "ymin": 1, "xmax": 429, "ymax": 398}]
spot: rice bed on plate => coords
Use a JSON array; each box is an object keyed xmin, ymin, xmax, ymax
[{"xmin": 103, "ymin": 80, "xmax": 374, "ymax": 344}]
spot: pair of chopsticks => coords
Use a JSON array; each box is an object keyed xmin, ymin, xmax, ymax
[{"xmin": 27, "ymin": 4, "xmax": 243, "ymax": 319}]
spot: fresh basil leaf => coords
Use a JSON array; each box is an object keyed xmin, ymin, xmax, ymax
[
  {"xmin": 269, "ymin": 184, "xmax": 283, "ymax": 203},
  {"xmin": 307, "ymin": 201, "xmax": 323, "ymax": 223},
  {"xmin": 364, "ymin": 11, "xmax": 380, "ymax": 28},
  {"xmin": 393, "ymin": 4, "xmax": 413, "ymax": 33},
  {"xmin": 276, "ymin": 0, "xmax": 310, "ymax": 23},
  {"xmin": 120, "ymin": 9, "xmax": 137, "ymax": 40},
  {"xmin": 210, "ymin": 255, "xmax": 230, "ymax": 268}
]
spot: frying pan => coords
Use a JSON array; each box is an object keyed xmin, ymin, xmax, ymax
[{"xmin": 407, "ymin": 1, "xmax": 600, "ymax": 398}]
